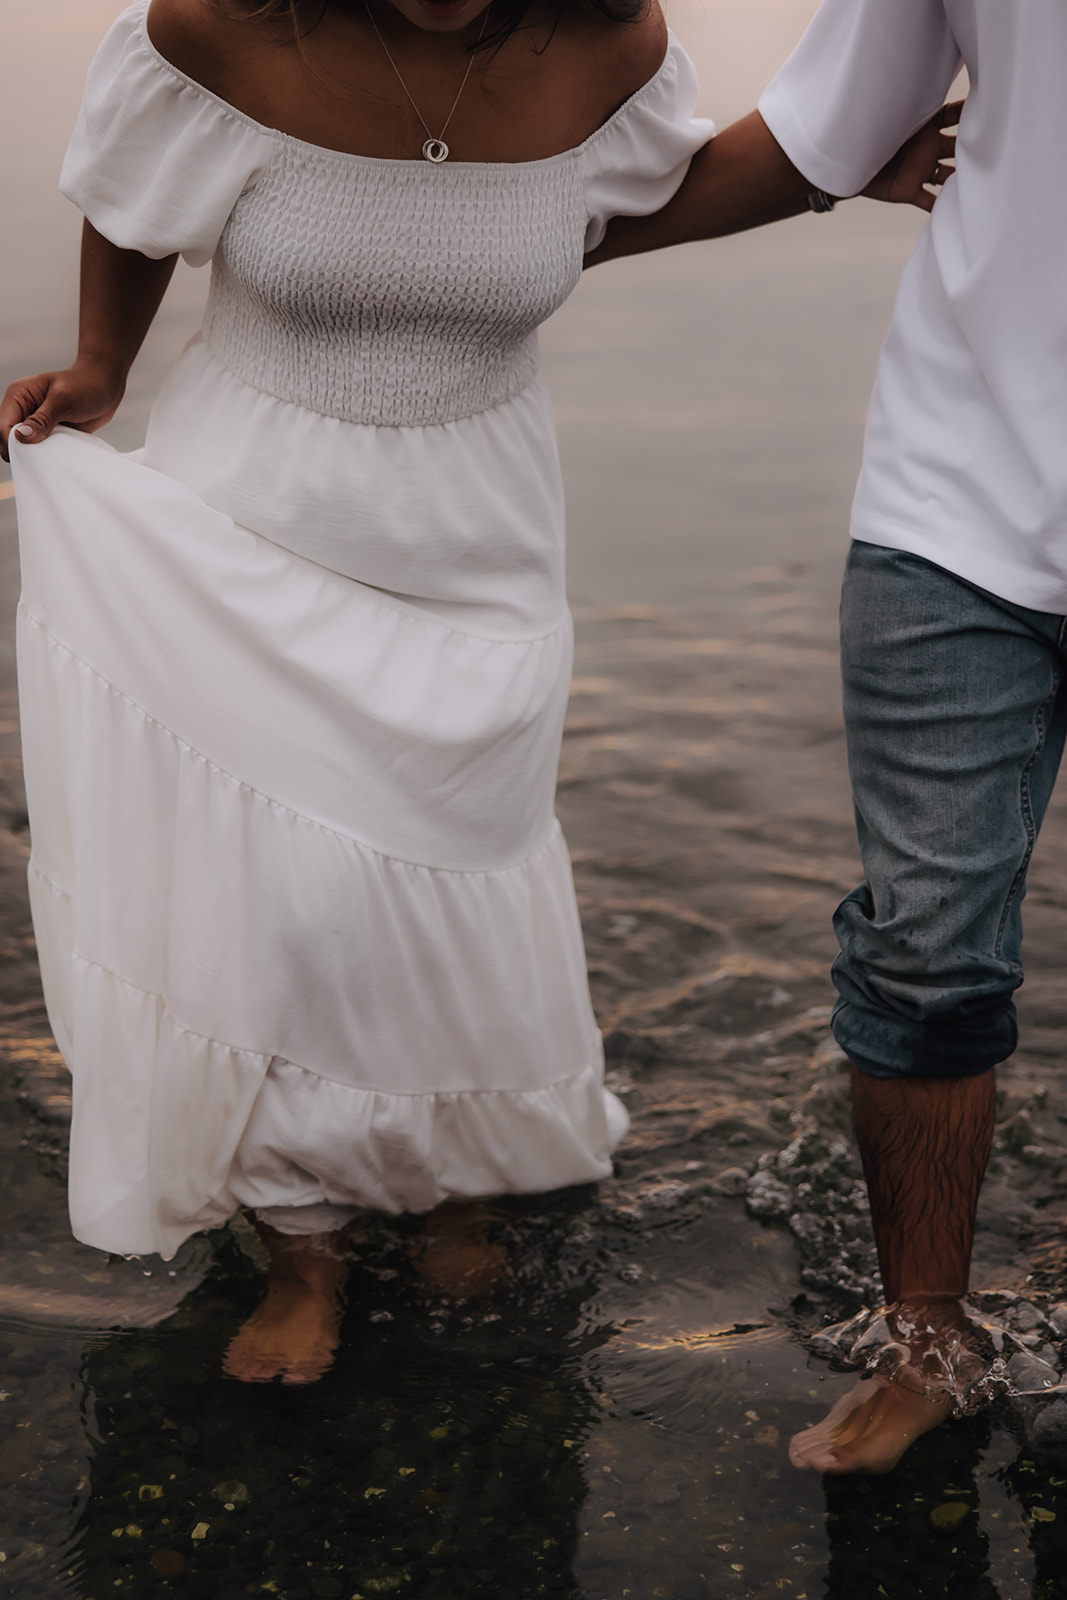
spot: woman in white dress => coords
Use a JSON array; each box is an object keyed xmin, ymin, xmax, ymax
[{"xmin": 0, "ymin": 0, "xmax": 947, "ymax": 1382}]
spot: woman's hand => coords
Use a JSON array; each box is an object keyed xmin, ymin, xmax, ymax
[
  {"xmin": 863, "ymin": 98, "xmax": 962, "ymax": 214},
  {"xmin": 0, "ymin": 359, "xmax": 127, "ymax": 462},
  {"xmin": 1, "ymin": 222, "xmax": 179, "ymax": 463}
]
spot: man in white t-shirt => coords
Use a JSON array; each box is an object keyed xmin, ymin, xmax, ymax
[
  {"xmin": 751, "ymin": 0, "xmax": 1067, "ymax": 1474},
  {"xmin": 592, "ymin": 0, "xmax": 1055, "ymax": 1476}
]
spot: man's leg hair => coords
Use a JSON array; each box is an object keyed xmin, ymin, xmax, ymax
[
  {"xmin": 852, "ymin": 1065, "xmax": 996, "ymax": 1305},
  {"xmin": 790, "ymin": 1067, "xmax": 996, "ymax": 1474}
]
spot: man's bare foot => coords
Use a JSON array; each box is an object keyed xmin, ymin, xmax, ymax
[
  {"xmin": 411, "ymin": 1203, "xmax": 509, "ymax": 1298},
  {"xmin": 789, "ymin": 1298, "xmax": 983, "ymax": 1474},
  {"xmin": 789, "ymin": 1375, "xmax": 952, "ymax": 1474},
  {"xmin": 224, "ymin": 1226, "xmax": 349, "ymax": 1384}
]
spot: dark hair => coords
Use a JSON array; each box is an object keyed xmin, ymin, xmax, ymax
[{"xmin": 223, "ymin": 0, "xmax": 648, "ymax": 54}]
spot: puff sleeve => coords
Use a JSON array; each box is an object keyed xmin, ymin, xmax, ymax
[
  {"xmin": 59, "ymin": 0, "xmax": 276, "ymax": 267},
  {"xmin": 758, "ymin": 0, "xmax": 960, "ymax": 198},
  {"xmin": 581, "ymin": 32, "xmax": 714, "ymax": 254}
]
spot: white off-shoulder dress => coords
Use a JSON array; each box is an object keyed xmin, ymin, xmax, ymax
[{"xmin": 10, "ymin": 0, "xmax": 712, "ymax": 1259}]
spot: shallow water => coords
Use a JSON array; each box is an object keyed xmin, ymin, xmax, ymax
[{"xmin": 3, "ymin": 2, "xmax": 1067, "ymax": 1596}]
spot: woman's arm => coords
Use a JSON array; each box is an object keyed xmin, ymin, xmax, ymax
[
  {"xmin": 0, "ymin": 221, "xmax": 176, "ymax": 461},
  {"xmin": 585, "ymin": 101, "xmax": 959, "ymax": 267}
]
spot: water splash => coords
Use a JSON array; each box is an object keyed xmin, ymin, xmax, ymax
[{"xmin": 809, "ymin": 1295, "xmax": 1067, "ymax": 1444}]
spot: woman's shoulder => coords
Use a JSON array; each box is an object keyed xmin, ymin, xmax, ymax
[
  {"xmin": 575, "ymin": 4, "xmax": 710, "ymax": 249},
  {"xmin": 146, "ymin": 0, "xmax": 669, "ymax": 103},
  {"xmin": 141, "ymin": 0, "xmax": 675, "ymax": 160},
  {"xmin": 63, "ymin": 0, "xmax": 278, "ymax": 266},
  {"xmin": 145, "ymin": 0, "xmax": 262, "ymax": 101},
  {"xmin": 560, "ymin": 1, "xmax": 669, "ymax": 126},
  {"xmin": 600, "ymin": 2, "xmax": 669, "ymax": 95}
]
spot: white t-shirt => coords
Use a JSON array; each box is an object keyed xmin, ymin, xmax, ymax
[{"xmin": 759, "ymin": 0, "xmax": 1067, "ymax": 614}]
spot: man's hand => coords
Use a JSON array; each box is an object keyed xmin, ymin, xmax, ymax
[{"xmin": 863, "ymin": 98, "xmax": 962, "ymax": 214}]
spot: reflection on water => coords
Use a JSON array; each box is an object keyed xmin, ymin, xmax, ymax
[
  {"xmin": 4, "ymin": 1169, "xmax": 1067, "ymax": 1598},
  {"xmin": 73, "ymin": 1207, "xmax": 600, "ymax": 1599}
]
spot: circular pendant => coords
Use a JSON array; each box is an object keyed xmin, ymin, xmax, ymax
[{"xmin": 422, "ymin": 138, "xmax": 449, "ymax": 163}]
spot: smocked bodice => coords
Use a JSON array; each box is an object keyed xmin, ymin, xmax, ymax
[
  {"xmin": 59, "ymin": 1, "xmax": 712, "ymax": 430},
  {"xmin": 204, "ymin": 144, "xmax": 586, "ymax": 428}
]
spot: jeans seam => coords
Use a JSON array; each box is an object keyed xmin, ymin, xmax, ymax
[{"xmin": 993, "ymin": 666, "xmax": 1060, "ymax": 963}]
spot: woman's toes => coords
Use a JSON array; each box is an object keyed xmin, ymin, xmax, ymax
[{"xmin": 223, "ymin": 1283, "xmax": 342, "ymax": 1384}]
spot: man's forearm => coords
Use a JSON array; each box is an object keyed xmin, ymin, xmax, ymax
[{"xmin": 586, "ymin": 111, "xmax": 815, "ymax": 267}]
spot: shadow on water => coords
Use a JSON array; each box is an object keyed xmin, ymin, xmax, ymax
[
  {"xmin": 4, "ymin": 1179, "xmax": 1066, "ymax": 1598},
  {"xmin": 0, "ymin": 1182, "xmax": 821, "ymax": 1600},
  {"xmin": 822, "ymin": 1416, "xmax": 1003, "ymax": 1600},
  {"xmin": 820, "ymin": 1422, "xmax": 1067, "ymax": 1600},
  {"xmin": 68, "ymin": 1199, "xmax": 604, "ymax": 1600},
  {"xmin": 31, "ymin": 1185, "xmax": 832, "ymax": 1598},
  {"xmin": 0, "ymin": 1176, "xmax": 828, "ymax": 1598}
]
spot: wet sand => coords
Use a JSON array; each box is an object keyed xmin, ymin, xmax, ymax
[{"xmin": 2, "ymin": 2, "xmax": 1067, "ymax": 1597}]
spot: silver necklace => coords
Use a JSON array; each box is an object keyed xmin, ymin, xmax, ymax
[{"xmin": 365, "ymin": 3, "xmax": 490, "ymax": 163}]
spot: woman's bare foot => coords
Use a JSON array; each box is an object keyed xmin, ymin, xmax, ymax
[
  {"xmin": 224, "ymin": 1225, "xmax": 350, "ymax": 1384},
  {"xmin": 789, "ymin": 1375, "xmax": 953, "ymax": 1474},
  {"xmin": 411, "ymin": 1203, "xmax": 510, "ymax": 1298}
]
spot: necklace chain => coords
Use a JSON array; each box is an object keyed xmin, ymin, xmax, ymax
[{"xmin": 365, "ymin": 3, "xmax": 490, "ymax": 162}]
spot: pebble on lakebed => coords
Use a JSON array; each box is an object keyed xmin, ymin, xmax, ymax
[
  {"xmin": 150, "ymin": 1549, "xmax": 185, "ymax": 1577},
  {"xmin": 929, "ymin": 1502, "xmax": 970, "ymax": 1533},
  {"xmin": 713, "ymin": 1166, "xmax": 750, "ymax": 1197},
  {"xmin": 211, "ymin": 1479, "xmax": 251, "ymax": 1505}
]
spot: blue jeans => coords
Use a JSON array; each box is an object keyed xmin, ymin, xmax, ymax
[{"xmin": 832, "ymin": 542, "xmax": 1067, "ymax": 1080}]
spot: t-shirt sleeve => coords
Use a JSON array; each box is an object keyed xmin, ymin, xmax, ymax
[
  {"xmin": 758, "ymin": 0, "xmax": 961, "ymax": 197},
  {"xmin": 59, "ymin": 0, "xmax": 276, "ymax": 267},
  {"xmin": 581, "ymin": 32, "xmax": 714, "ymax": 254}
]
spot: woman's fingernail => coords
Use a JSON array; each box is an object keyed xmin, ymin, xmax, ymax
[{"xmin": 12, "ymin": 424, "xmax": 33, "ymax": 439}]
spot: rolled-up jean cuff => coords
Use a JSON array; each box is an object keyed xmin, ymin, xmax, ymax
[{"xmin": 831, "ymin": 998, "xmax": 1014, "ymax": 1081}]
